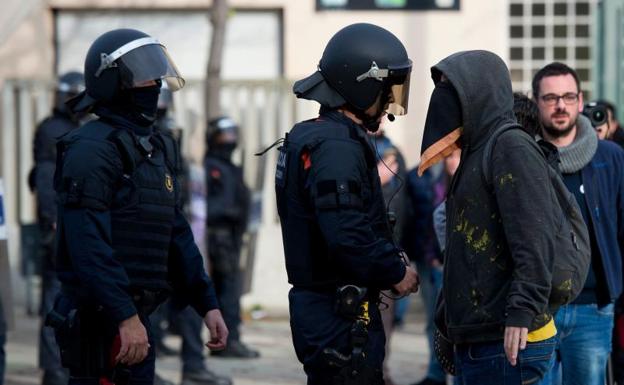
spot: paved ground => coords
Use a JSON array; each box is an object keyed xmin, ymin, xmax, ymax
[{"xmin": 4, "ymin": 306, "xmax": 433, "ymax": 385}]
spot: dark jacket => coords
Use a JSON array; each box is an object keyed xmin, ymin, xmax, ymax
[
  {"xmin": 436, "ymin": 51, "xmax": 557, "ymax": 344},
  {"xmin": 204, "ymin": 154, "xmax": 250, "ymax": 273},
  {"xmin": 31, "ymin": 109, "xmax": 78, "ymax": 228},
  {"xmin": 275, "ymin": 108, "xmax": 406, "ymax": 290},
  {"xmin": 402, "ymin": 167, "xmax": 444, "ymax": 265},
  {"xmin": 55, "ymin": 108, "xmax": 218, "ymax": 324},
  {"xmin": 581, "ymin": 139, "xmax": 624, "ymax": 301},
  {"xmin": 612, "ymin": 126, "xmax": 624, "ymax": 149},
  {"xmin": 205, "ymin": 155, "xmax": 250, "ymax": 234}
]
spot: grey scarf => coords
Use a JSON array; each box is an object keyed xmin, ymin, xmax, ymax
[{"xmin": 557, "ymin": 115, "xmax": 597, "ymax": 173}]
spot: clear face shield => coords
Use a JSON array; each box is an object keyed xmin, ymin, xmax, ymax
[
  {"xmin": 95, "ymin": 37, "xmax": 185, "ymax": 91},
  {"xmin": 356, "ymin": 60, "xmax": 412, "ymax": 116},
  {"xmin": 385, "ymin": 64, "xmax": 412, "ymax": 116}
]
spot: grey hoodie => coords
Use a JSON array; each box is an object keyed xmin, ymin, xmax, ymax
[{"xmin": 430, "ymin": 51, "xmax": 557, "ymax": 344}]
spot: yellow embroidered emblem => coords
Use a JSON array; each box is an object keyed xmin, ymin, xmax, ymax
[{"xmin": 165, "ymin": 174, "xmax": 174, "ymax": 192}]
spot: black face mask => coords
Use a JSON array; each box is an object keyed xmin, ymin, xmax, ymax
[
  {"xmin": 421, "ymin": 81, "xmax": 463, "ymax": 155},
  {"xmin": 116, "ymin": 84, "xmax": 161, "ymax": 127},
  {"xmin": 211, "ymin": 142, "xmax": 237, "ymax": 160}
]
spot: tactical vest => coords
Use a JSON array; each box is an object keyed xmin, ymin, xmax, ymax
[
  {"xmin": 275, "ymin": 114, "xmax": 392, "ymax": 289},
  {"xmin": 57, "ymin": 120, "xmax": 181, "ymax": 291}
]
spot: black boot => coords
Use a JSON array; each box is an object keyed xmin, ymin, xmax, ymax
[
  {"xmin": 210, "ymin": 340, "xmax": 260, "ymax": 359},
  {"xmin": 181, "ymin": 368, "xmax": 232, "ymax": 385}
]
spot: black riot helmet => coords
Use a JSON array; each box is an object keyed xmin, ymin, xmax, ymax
[
  {"xmin": 55, "ymin": 71, "xmax": 85, "ymax": 113},
  {"xmin": 207, "ymin": 116, "xmax": 239, "ymax": 146},
  {"xmin": 207, "ymin": 116, "xmax": 239, "ymax": 160},
  {"xmin": 294, "ymin": 23, "xmax": 412, "ymax": 126},
  {"xmin": 69, "ymin": 28, "xmax": 185, "ymax": 112}
]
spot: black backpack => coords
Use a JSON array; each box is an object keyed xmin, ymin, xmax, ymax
[{"xmin": 482, "ymin": 123, "xmax": 591, "ymax": 310}]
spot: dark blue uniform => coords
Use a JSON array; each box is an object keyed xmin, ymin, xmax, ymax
[
  {"xmin": 204, "ymin": 154, "xmax": 249, "ymax": 344},
  {"xmin": 53, "ymin": 107, "xmax": 218, "ymax": 384},
  {"xmin": 31, "ymin": 109, "xmax": 77, "ymax": 385},
  {"xmin": 275, "ymin": 108, "xmax": 406, "ymax": 384}
]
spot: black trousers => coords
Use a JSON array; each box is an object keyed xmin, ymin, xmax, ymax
[{"xmin": 288, "ymin": 288, "xmax": 385, "ymax": 385}]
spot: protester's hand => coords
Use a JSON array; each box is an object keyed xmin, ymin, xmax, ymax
[
  {"xmin": 393, "ymin": 265, "xmax": 420, "ymax": 296},
  {"xmin": 204, "ymin": 309, "xmax": 228, "ymax": 351},
  {"xmin": 116, "ymin": 314, "xmax": 150, "ymax": 365},
  {"xmin": 504, "ymin": 326, "xmax": 528, "ymax": 366}
]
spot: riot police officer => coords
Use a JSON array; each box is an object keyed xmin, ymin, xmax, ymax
[
  {"xmin": 275, "ymin": 23, "xmax": 419, "ymax": 384},
  {"xmin": 30, "ymin": 71, "xmax": 84, "ymax": 385},
  {"xmin": 204, "ymin": 117, "xmax": 259, "ymax": 359},
  {"xmin": 151, "ymin": 88, "xmax": 233, "ymax": 385},
  {"xmin": 50, "ymin": 28, "xmax": 228, "ymax": 385}
]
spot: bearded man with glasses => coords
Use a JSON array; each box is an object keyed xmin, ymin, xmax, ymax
[{"xmin": 533, "ymin": 62, "xmax": 624, "ymax": 385}]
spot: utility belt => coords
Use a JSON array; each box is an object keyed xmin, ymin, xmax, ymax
[
  {"xmin": 323, "ymin": 285, "xmax": 382, "ymax": 385},
  {"xmin": 45, "ymin": 287, "xmax": 167, "ymax": 381},
  {"xmin": 129, "ymin": 288, "xmax": 169, "ymax": 316}
]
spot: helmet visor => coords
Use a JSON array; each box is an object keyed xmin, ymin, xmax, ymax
[
  {"xmin": 386, "ymin": 66, "xmax": 411, "ymax": 116},
  {"xmin": 117, "ymin": 43, "xmax": 185, "ymax": 91}
]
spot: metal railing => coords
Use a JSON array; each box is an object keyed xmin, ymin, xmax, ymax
[{"xmin": 0, "ymin": 78, "xmax": 316, "ymax": 310}]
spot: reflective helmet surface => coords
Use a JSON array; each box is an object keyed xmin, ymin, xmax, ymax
[
  {"xmin": 207, "ymin": 116, "xmax": 239, "ymax": 145},
  {"xmin": 294, "ymin": 23, "xmax": 412, "ymax": 115},
  {"xmin": 55, "ymin": 71, "xmax": 85, "ymax": 112},
  {"xmin": 72, "ymin": 28, "xmax": 184, "ymax": 112},
  {"xmin": 57, "ymin": 71, "xmax": 85, "ymax": 94}
]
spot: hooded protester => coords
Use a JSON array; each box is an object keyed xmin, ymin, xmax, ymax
[{"xmin": 419, "ymin": 51, "xmax": 559, "ymax": 385}]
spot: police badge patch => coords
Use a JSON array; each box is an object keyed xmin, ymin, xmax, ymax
[{"xmin": 165, "ymin": 174, "xmax": 174, "ymax": 192}]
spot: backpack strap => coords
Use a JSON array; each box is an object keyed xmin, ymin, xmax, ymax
[{"xmin": 481, "ymin": 122, "xmax": 524, "ymax": 189}]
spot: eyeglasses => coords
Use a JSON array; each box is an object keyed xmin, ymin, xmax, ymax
[{"xmin": 540, "ymin": 93, "xmax": 579, "ymax": 106}]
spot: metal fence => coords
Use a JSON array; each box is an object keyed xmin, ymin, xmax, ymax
[{"xmin": 0, "ymin": 78, "xmax": 316, "ymax": 309}]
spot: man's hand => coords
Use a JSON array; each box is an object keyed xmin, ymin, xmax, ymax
[
  {"xmin": 393, "ymin": 265, "xmax": 419, "ymax": 296},
  {"xmin": 504, "ymin": 326, "xmax": 528, "ymax": 366},
  {"xmin": 204, "ymin": 309, "xmax": 229, "ymax": 351},
  {"xmin": 116, "ymin": 314, "xmax": 150, "ymax": 365}
]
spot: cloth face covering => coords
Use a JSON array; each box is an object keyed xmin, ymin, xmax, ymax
[{"xmin": 419, "ymin": 81, "xmax": 463, "ymax": 175}]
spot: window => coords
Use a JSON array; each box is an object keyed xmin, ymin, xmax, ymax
[
  {"xmin": 532, "ymin": 3, "xmax": 545, "ymax": 16},
  {"xmin": 576, "ymin": 25, "xmax": 589, "ymax": 38},
  {"xmin": 511, "ymin": 25, "xmax": 524, "ymax": 38},
  {"xmin": 511, "ymin": 47, "xmax": 524, "ymax": 60},
  {"xmin": 554, "ymin": 3, "xmax": 567, "ymax": 15},
  {"xmin": 576, "ymin": 46, "xmax": 590, "ymax": 60},
  {"xmin": 532, "ymin": 25, "xmax": 546, "ymax": 38},
  {"xmin": 510, "ymin": 3, "xmax": 523, "ymax": 16},
  {"xmin": 576, "ymin": 2, "xmax": 590, "ymax": 15},
  {"xmin": 532, "ymin": 47, "xmax": 545, "ymax": 60},
  {"xmin": 554, "ymin": 47, "xmax": 568, "ymax": 60},
  {"xmin": 554, "ymin": 25, "xmax": 567, "ymax": 38},
  {"xmin": 508, "ymin": 0, "xmax": 594, "ymax": 94}
]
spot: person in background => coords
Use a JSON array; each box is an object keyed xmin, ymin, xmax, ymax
[
  {"xmin": 594, "ymin": 100, "xmax": 622, "ymax": 147},
  {"xmin": 532, "ymin": 62, "xmax": 624, "ymax": 385},
  {"xmin": 151, "ymin": 89, "xmax": 233, "ymax": 385},
  {"xmin": 30, "ymin": 71, "xmax": 84, "ymax": 385},
  {"xmin": 205, "ymin": 116, "xmax": 259, "ymax": 359},
  {"xmin": 370, "ymin": 129, "xmax": 408, "ymax": 385},
  {"xmin": 404, "ymin": 161, "xmax": 446, "ymax": 385}
]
